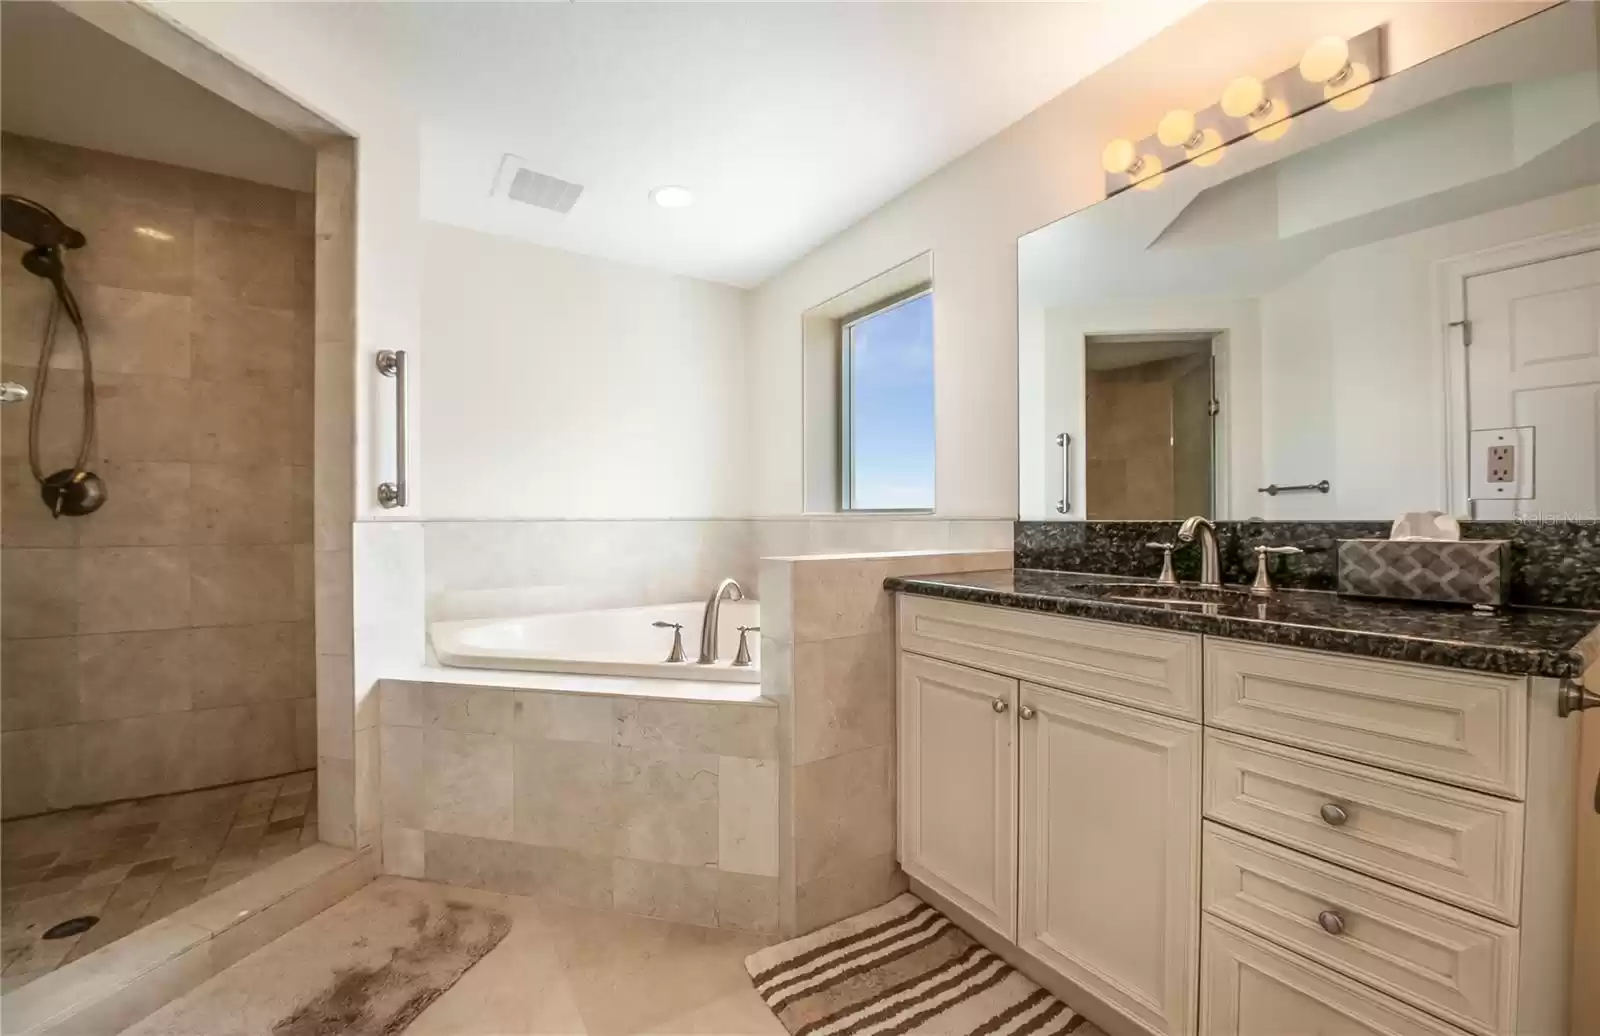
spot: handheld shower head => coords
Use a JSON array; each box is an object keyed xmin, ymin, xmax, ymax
[{"xmin": 1, "ymin": 194, "xmax": 85, "ymax": 250}]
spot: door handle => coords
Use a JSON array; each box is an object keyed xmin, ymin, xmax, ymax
[
  {"xmin": 1056, "ymin": 432, "xmax": 1072, "ymax": 515},
  {"xmin": 375, "ymin": 350, "xmax": 408, "ymax": 508}
]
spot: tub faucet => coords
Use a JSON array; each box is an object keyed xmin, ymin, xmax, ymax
[
  {"xmin": 698, "ymin": 578, "xmax": 744, "ymax": 664},
  {"xmin": 1177, "ymin": 515, "xmax": 1222, "ymax": 588}
]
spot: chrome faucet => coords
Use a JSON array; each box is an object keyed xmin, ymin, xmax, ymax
[
  {"xmin": 1177, "ymin": 516, "xmax": 1222, "ymax": 588},
  {"xmin": 698, "ymin": 578, "xmax": 744, "ymax": 664}
]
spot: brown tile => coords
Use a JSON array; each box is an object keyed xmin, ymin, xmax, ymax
[
  {"xmin": 2, "ymin": 547, "xmax": 77, "ymax": 638},
  {"xmin": 78, "ymin": 285, "xmax": 192, "ymax": 378},
  {"xmin": 190, "ymin": 545, "xmax": 297, "ymax": 625},
  {"xmin": 0, "ymin": 267, "xmax": 55, "ymax": 370},
  {"xmin": 60, "ymin": 905, "xmax": 144, "ymax": 962},
  {"xmin": 192, "ymin": 172, "xmax": 298, "ymax": 230},
  {"xmin": 0, "ymin": 363, "xmax": 83, "ymax": 465},
  {"xmin": 190, "ymin": 622, "xmax": 307, "ymax": 707},
  {"xmin": 125, "ymin": 856, "xmax": 173, "ymax": 878},
  {"xmin": 76, "ymin": 145, "xmax": 198, "ymax": 212},
  {"xmin": 189, "ymin": 463, "xmax": 292, "ymax": 544},
  {"xmin": 94, "ymin": 372, "xmax": 192, "ymax": 462},
  {"xmin": 76, "ymin": 546, "xmax": 191, "ymax": 633},
  {"xmin": 73, "ymin": 195, "xmax": 195, "ymax": 297},
  {"xmin": 76, "ymin": 714, "xmax": 189, "ymax": 804},
  {"xmin": 140, "ymin": 875, "xmax": 205, "ymax": 921},
  {"xmin": 1, "ymin": 459, "xmax": 77, "ymax": 548},
  {"xmin": 191, "ymin": 298, "xmax": 302, "ymax": 387},
  {"xmin": 194, "ymin": 216, "xmax": 298, "ymax": 309},
  {"xmin": 76, "ymin": 461, "xmax": 191, "ymax": 547},
  {"xmin": 102, "ymin": 871, "xmax": 164, "ymax": 913},
  {"xmin": 190, "ymin": 378, "xmax": 294, "ymax": 465},
  {"xmin": 2, "ymin": 636, "xmax": 77, "ymax": 730},
  {"xmin": 77, "ymin": 629, "xmax": 192, "ymax": 721}
]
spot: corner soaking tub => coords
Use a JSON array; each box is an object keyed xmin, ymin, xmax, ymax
[{"xmin": 430, "ymin": 599, "xmax": 761, "ymax": 683}]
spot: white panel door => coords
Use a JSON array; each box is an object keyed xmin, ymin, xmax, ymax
[
  {"xmin": 898, "ymin": 653, "xmax": 1017, "ymax": 940},
  {"xmin": 1017, "ymin": 681, "xmax": 1201, "ymax": 1036},
  {"xmin": 1467, "ymin": 248, "xmax": 1600, "ymax": 519}
]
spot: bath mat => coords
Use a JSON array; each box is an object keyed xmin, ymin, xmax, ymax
[
  {"xmin": 744, "ymin": 894, "xmax": 1101, "ymax": 1036},
  {"xmin": 122, "ymin": 878, "xmax": 511, "ymax": 1036}
]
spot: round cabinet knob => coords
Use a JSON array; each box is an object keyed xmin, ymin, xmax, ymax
[
  {"xmin": 992, "ymin": 698, "xmax": 1009, "ymax": 714},
  {"xmin": 1018, "ymin": 705, "xmax": 1037, "ymax": 721},
  {"xmin": 1317, "ymin": 909, "xmax": 1346, "ymax": 935},
  {"xmin": 1319, "ymin": 802, "xmax": 1350, "ymax": 826}
]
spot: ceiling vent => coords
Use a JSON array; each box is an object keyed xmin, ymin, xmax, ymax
[{"xmin": 492, "ymin": 154, "xmax": 583, "ymax": 214}]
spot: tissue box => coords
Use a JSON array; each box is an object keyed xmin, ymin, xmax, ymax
[{"xmin": 1337, "ymin": 539, "xmax": 1509, "ymax": 606}]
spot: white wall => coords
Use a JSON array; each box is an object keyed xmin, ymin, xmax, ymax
[
  {"xmin": 420, "ymin": 222, "xmax": 748, "ymax": 519},
  {"xmin": 747, "ymin": 2, "xmax": 1547, "ymax": 520}
]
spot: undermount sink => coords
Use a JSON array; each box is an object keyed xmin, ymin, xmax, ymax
[{"xmin": 1063, "ymin": 582, "xmax": 1254, "ymax": 608}]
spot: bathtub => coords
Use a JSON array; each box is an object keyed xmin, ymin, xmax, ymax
[{"xmin": 430, "ymin": 599, "xmax": 761, "ymax": 683}]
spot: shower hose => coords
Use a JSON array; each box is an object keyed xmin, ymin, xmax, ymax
[{"xmin": 28, "ymin": 275, "xmax": 97, "ymax": 489}]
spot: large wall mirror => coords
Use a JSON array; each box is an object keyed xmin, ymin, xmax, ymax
[{"xmin": 1018, "ymin": 4, "xmax": 1600, "ymax": 523}]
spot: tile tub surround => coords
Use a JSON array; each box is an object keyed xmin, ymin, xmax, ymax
[
  {"xmin": 1, "ymin": 134, "xmax": 316, "ymax": 817},
  {"xmin": 759, "ymin": 548, "xmax": 1012, "ymax": 937},
  {"xmin": 884, "ymin": 568, "xmax": 1600, "ymax": 679},
  {"xmin": 0, "ymin": 771, "xmax": 318, "ymax": 990},
  {"xmin": 1014, "ymin": 519, "xmax": 1600, "ymax": 610},
  {"xmin": 377, "ymin": 679, "xmax": 782, "ymax": 933}
]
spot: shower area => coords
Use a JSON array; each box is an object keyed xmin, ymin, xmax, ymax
[{"xmin": 0, "ymin": 3, "xmax": 319, "ymax": 988}]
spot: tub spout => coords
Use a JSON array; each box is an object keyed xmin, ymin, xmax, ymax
[{"xmin": 698, "ymin": 578, "xmax": 744, "ymax": 664}]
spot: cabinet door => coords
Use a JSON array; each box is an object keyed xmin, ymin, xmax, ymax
[
  {"xmin": 899, "ymin": 653, "xmax": 1017, "ymax": 940},
  {"xmin": 1018, "ymin": 681, "xmax": 1200, "ymax": 1036}
]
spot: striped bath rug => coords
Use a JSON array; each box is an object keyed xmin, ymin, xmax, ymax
[{"xmin": 744, "ymin": 893, "xmax": 1102, "ymax": 1036}]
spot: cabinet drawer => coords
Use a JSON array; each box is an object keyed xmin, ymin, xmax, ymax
[
  {"xmin": 1201, "ymin": 917, "xmax": 1471, "ymax": 1036},
  {"xmin": 897, "ymin": 595, "xmax": 1200, "ymax": 720},
  {"xmin": 1203, "ymin": 823, "xmax": 1518, "ymax": 1035},
  {"xmin": 1203, "ymin": 732, "xmax": 1524, "ymax": 922},
  {"xmin": 1204, "ymin": 639, "xmax": 1527, "ymax": 798}
]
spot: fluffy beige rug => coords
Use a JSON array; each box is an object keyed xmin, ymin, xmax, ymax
[{"xmin": 744, "ymin": 894, "xmax": 1101, "ymax": 1036}]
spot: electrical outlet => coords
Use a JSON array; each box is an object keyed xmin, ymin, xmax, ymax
[{"xmin": 1488, "ymin": 444, "xmax": 1515, "ymax": 484}]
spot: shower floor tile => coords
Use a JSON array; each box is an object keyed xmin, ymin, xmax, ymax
[{"xmin": 0, "ymin": 769, "xmax": 318, "ymax": 990}]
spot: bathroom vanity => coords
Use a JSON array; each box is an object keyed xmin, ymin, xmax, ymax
[{"xmin": 887, "ymin": 572, "xmax": 1595, "ymax": 1036}]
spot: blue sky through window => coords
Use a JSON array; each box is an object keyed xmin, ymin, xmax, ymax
[{"xmin": 848, "ymin": 292, "xmax": 934, "ymax": 510}]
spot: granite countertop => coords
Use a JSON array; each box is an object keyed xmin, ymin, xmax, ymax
[{"xmin": 883, "ymin": 568, "xmax": 1600, "ymax": 679}]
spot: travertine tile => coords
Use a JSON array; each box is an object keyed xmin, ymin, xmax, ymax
[
  {"xmin": 509, "ymin": 689, "xmax": 614, "ymax": 743},
  {"xmin": 194, "ymin": 216, "xmax": 298, "ymax": 309},
  {"xmin": 1, "ymin": 726, "xmax": 77, "ymax": 816},
  {"xmin": 717, "ymin": 756, "xmax": 778, "ymax": 877},
  {"xmin": 78, "ymin": 713, "xmax": 189, "ymax": 803},
  {"xmin": 189, "ymin": 378, "xmax": 294, "ymax": 465},
  {"xmin": 614, "ymin": 699, "xmax": 778, "ymax": 760},
  {"xmin": 613, "ymin": 857, "xmax": 719, "ymax": 927},
  {"xmin": 421, "ymin": 728, "xmax": 514, "ymax": 840},
  {"xmin": 614, "ymin": 747, "xmax": 718, "ymax": 868},
  {"xmin": 795, "ymin": 852, "xmax": 907, "ymax": 934},
  {"xmin": 77, "ymin": 546, "xmax": 191, "ymax": 633},
  {"xmin": 190, "ymin": 298, "xmax": 301, "ymax": 387},
  {"xmin": 0, "ymin": 363, "xmax": 82, "ymax": 465},
  {"xmin": 78, "ymin": 628, "xmax": 193, "ymax": 720},
  {"xmin": 2, "ymin": 547, "xmax": 77, "ymax": 638},
  {"xmin": 317, "ymin": 653, "xmax": 356, "ymax": 760},
  {"xmin": 190, "ymin": 623, "xmax": 307, "ymax": 707},
  {"xmin": 2, "ymin": 636, "xmax": 77, "ymax": 730},
  {"xmin": 74, "ymin": 196, "xmax": 195, "ymax": 297},
  {"xmin": 318, "ymin": 755, "xmax": 356, "ymax": 848},
  {"xmin": 792, "ymin": 744, "xmax": 894, "ymax": 886},
  {"xmin": 511, "ymin": 739, "xmax": 615, "ymax": 854},
  {"xmin": 382, "ymin": 824, "xmax": 425, "ymax": 879},
  {"xmin": 378, "ymin": 680, "xmax": 423, "ymax": 728},
  {"xmin": 423, "ymin": 831, "xmax": 612, "ymax": 909},
  {"xmin": 791, "ymin": 632, "xmax": 894, "ymax": 765},
  {"xmin": 189, "ymin": 463, "xmax": 293, "ymax": 544},
  {"xmin": 0, "ymin": 459, "xmax": 76, "ymax": 548},
  {"xmin": 77, "ymin": 461, "xmax": 191, "ymax": 547},
  {"xmin": 190, "ymin": 545, "xmax": 298, "ymax": 625},
  {"xmin": 93, "ymin": 373, "xmax": 192, "ymax": 462},
  {"xmin": 420, "ymin": 683, "xmax": 515, "ymax": 734},
  {"xmin": 715, "ymin": 871, "xmax": 781, "ymax": 935},
  {"xmin": 79, "ymin": 285, "xmax": 192, "ymax": 378},
  {"xmin": 191, "ymin": 172, "xmax": 298, "ymax": 230}
]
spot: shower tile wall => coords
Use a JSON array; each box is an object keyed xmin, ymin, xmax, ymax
[{"xmin": 0, "ymin": 134, "xmax": 316, "ymax": 818}]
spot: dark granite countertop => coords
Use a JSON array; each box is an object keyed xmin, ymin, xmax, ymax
[{"xmin": 884, "ymin": 568, "xmax": 1600, "ymax": 679}]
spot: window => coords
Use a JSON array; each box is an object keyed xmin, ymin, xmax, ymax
[{"xmin": 840, "ymin": 288, "xmax": 934, "ymax": 510}]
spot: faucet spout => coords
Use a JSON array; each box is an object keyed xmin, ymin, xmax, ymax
[
  {"xmin": 698, "ymin": 578, "xmax": 744, "ymax": 664},
  {"xmin": 1176, "ymin": 515, "xmax": 1222, "ymax": 588}
]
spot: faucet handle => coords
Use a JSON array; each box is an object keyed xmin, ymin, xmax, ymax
[
  {"xmin": 732, "ymin": 625, "xmax": 761, "ymax": 667},
  {"xmin": 1145, "ymin": 542, "xmax": 1178, "ymax": 586},
  {"xmin": 653, "ymin": 621, "xmax": 686, "ymax": 663},
  {"xmin": 1250, "ymin": 545, "xmax": 1304, "ymax": 597}
]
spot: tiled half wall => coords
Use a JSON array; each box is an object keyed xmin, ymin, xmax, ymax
[{"xmin": 0, "ymin": 134, "xmax": 316, "ymax": 817}]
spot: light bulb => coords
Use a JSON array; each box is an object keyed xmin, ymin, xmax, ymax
[
  {"xmin": 649, "ymin": 185, "xmax": 695, "ymax": 208},
  {"xmin": 1221, "ymin": 76, "xmax": 1269, "ymax": 120},
  {"xmin": 1189, "ymin": 127, "xmax": 1226, "ymax": 167},
  {"xmin": 1157, "ymin": 109, "xmax": 1200, "ymax": 149},
  {"xmin": 1250, "ymin": 110, "xmax": 1292, "ymax": 142},
  {"xmin": 1132, "ymin": 154, "xmax": 1165, "ymax": 191},
  {"xmin": 1300, "ymin": 36, "xmax": 1351, "ymax": 84},
  {"xmin": 1328, "ymin": 61, "xmax": 1375, "ymax": 111},
  {"xmin": 1101, "ymin": 138, "xmax": 1139, "ymax": 175}
]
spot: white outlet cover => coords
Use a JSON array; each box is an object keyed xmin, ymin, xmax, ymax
[{"xmin": 1469, "ymin": 426, "xmax": 1535, "ymax": 501}]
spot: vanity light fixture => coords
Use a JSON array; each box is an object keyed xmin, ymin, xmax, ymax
[
  {"xmin": 1301, "ymin": 35, "xmax": 1375, "ymax": 111},
  {"xmin": 1221, "ymin": 76, "xmax": 1273, "ymax": 121},
  {"xmin": 648, "ymin": 185, "xmax": 695, "ymax": 209},
  {"xmin": 1100, "ymin": 138, "xmax": 1144, "ymax": 177},
  {"xmin": 1156, "ymin": 109, "xmax": 1204, "ymax": 150}
]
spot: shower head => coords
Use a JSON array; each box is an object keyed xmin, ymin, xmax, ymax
[{"xmin": 1, "ymin": 195, "xmax": 85, "ymax": 251}]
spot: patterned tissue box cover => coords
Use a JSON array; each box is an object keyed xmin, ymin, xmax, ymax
[{"xmin": 1337, "ymin": 539, "xmax": 1510, "ymax": 607}]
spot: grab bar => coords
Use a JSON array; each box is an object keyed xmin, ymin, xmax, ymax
[
  {"xmin": 1258, "ymin": 480, "xmax": 1330, "ymax": 496},
  {"xmin": 376, "ymin": 349, "xmax": 408, "ymax": 508},
  {"xmin": 1056, "ymin": 432, "xmax": 1072, "ymax": 515}
]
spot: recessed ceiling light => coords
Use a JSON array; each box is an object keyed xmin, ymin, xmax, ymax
[{"xmin": 649, "ymin": 185, "xmax": 694, "ymax": 209}]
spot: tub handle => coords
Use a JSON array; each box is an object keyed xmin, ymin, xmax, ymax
[
  {"xmin": 652, "ymin": 621, "xmax": 686, "ymax": 663},
  {"xmin": 733, "ymin": 625, "xmax": 761, "ymax": 667}
]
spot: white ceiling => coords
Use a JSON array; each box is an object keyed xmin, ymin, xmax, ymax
[
  {"xmin": 404, "ymin": 0, "xmax": 1206, "ymax": 287},
  {"xmin": 0, "ymin": 1, "xmax": 313, "ymax": 191}
]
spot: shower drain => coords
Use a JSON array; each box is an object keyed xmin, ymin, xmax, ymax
[{"xmin": 42, "ymin": 916, "xmax": 98, "ymax": 940}]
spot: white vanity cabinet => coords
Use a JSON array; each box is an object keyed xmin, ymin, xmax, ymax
[{"xmin": 894, "ymin": 593, "xmax": 1579, "ymax": 1036}]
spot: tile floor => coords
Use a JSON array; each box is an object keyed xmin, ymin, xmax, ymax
[
  {"xmin": 0, "ymin": 769, "xmax": 317, "ymax": 990},
  {"xmin": 128, "ymin": 875, "xmax": 787, "ymax": 1036}
]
